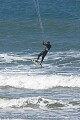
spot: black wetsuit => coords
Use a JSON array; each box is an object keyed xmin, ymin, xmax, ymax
[{"xmin": 37, "ymin": 41, "xmax": 51, "ymax": 63}]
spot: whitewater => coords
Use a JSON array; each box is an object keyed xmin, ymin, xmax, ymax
[
  {"xmin": 0, "ymin": 50, "xmax": 80, "ymax": 119},
  {"xmin": 0, "ymin": 73, "xmax": 80, "ymax": 89},
  {"xmin": 0, "ymin": 51, "xmax": 80, "ymax": 90}
]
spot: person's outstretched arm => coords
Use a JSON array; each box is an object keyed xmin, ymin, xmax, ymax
[{"xmin": 43, "ymin": 41, "xmax": 46, "ymax": 46}]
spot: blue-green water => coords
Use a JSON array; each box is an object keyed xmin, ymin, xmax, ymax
[{"xmin": 0, "ymin": 0, "xmax": 80, "ymax": 119}]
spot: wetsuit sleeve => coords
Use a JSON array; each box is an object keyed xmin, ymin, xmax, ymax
[{"xmin": 43, "ymin": 41, "xmax": 46, "ymax": 46}]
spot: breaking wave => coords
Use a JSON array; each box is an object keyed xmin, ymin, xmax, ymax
[
  {"xmin": 0, "ymin": 74, "xmax": 80, "ymax": 89},
  {"xmin": 0, "ymin": 96, "xmax": 80, "ymax": 109}
]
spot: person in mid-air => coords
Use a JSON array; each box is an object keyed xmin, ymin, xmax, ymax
[{"xmin": 36, "ymin": 41, "xmax": 51, "ymax": 64}]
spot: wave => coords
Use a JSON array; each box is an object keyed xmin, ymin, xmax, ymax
[
  {"xmin": 0, "ymin": 50, "xmax": 80, "ymax": 64},
  {"xmin": 0, "ymin": 51, "xmax": 80, "ymax": 90},
  {"xmin": 0, "ymin": 97, "xmax": 66, "ymax": 109},
  {"xmin": 0, "ymin": 53, "xmax": 33, "ymax": 63},
  {"xmin": 0, "ymin": 74, "xmax": 80, "ymax": 89},
  {"xmin": 0, "ymin": 96, "xmax": 80, "ymax": 109}
]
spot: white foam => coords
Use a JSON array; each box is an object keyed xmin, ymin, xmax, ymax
[
  {"xmin": 0, "ymin": 73, "xmax": 80, "ymax": 89},
  {"xmin": 0, "ymin": 51, "xmax": 80, "ymax": 89},
  {"xmin": 0, "ymin": 50, "xmax": 79, "ymax": 64},
  {"xmin": 0, "ymin": 97, "xmax": 66, "ymax": 109},
  {"xmin": 0, "ymin": 53, "xmax": 33, "ymax": 63},
  {"xmin": 0, "ymin": 96, "xmax": 80, "ymax": 110}
]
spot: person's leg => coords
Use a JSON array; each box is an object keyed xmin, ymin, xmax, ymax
[
  {"xmin": 37, "ymin": 51, "xmax": 43, "ymax": 60},
  {"xmin": 37, "ymin": 53, "xmax": 41, "ymax": 60},
  {"xmin": 41, "ymin": 51, "xmax": 47, "ymax": 63},
  {"xmin": 41, "ymin": 55, "xmax": 45, "ymax": 63}
]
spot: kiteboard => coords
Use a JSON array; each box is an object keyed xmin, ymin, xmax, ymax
[{"xmin": 31, "ymin": 59, "xmax": 42, "ymax": 68}]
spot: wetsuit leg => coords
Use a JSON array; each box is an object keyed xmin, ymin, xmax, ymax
[
  {"xmin": 41, "ymin": 50, "xmax": 47, "ymax": 63},
  {"xmin": 41, "ymin": 55, "xmax": 45, "ymax": 63},
  {"xmin": 37, "ymin": 51, "xmax": 43, "ymax": 60}
]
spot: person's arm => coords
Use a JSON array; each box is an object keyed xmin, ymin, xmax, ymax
[{"xmin": 43, "ymin": 41, "xmax": 46, "ymax": 46}]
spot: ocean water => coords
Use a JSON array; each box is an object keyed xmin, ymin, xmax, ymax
[{"xmin": 0, "ymin": 0, "xmax": 80, "ymax": 119}]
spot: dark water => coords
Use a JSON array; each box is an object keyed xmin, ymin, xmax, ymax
[
  {"xmin": 0, "ymin": 0, "xmax": 80, "ymax": 119},
  {"xmin": 0, "ymin": 0, "xmax": 80, "ymax": 52}
]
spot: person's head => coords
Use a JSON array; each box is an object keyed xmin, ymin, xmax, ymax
[{"xmin": 47, "ymin": 41, "xmax": 50, "ymax": 44}]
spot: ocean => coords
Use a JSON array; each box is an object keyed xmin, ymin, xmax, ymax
[{"xmin": 0, "ymin": 0, "xmax": 80, "ymax": 119}]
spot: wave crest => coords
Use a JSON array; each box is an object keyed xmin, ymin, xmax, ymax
[{"xmin": 0, "ymin": 74, "xmax": 80, "ymax": 89}]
